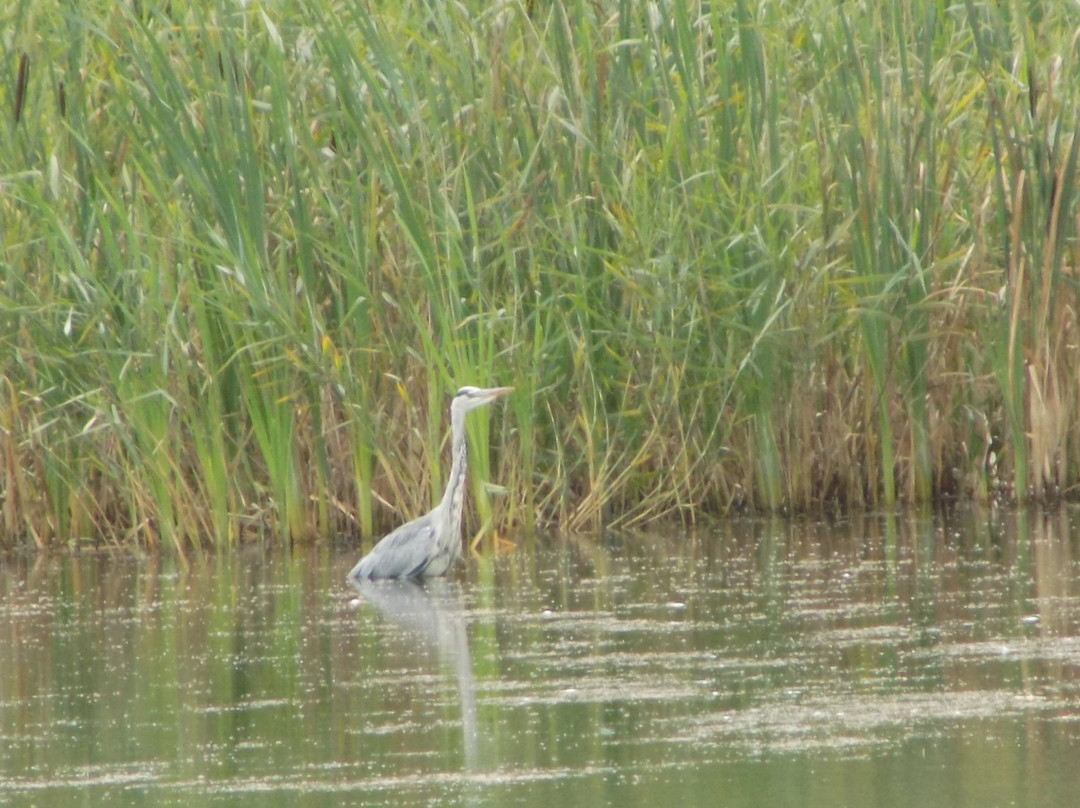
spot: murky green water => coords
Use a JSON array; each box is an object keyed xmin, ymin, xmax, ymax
[{"xmin": 2, "ymin": 508, "xmax": 1080, "ymax": 807}]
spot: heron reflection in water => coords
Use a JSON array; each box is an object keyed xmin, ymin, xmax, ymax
[
  {"xmin": 347, "ymin": 385, "xmax": 513, "ymax": 583},
  {"xmin": 350, "ymin": 577, "xmax": 479, "ymax": 769}
]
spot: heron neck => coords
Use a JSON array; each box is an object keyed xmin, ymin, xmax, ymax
[{"xmin": 438, "ymin": 406, "xmax": 469, "ymax": 543}]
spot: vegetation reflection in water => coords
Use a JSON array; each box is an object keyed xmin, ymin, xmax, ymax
[{"xmin": 1, "ymin": 508, "xmax": 1080, "ymax": 807}]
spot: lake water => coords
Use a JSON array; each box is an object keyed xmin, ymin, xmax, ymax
[{"xmin": 2, "ymin": 508, "xmax": 1079, "ymax": 807}]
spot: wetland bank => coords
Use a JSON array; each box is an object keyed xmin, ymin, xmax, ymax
[
  {"xmin": 4, "ymin": 1, "xmax": 1080, "ymax": 550},
  {"xmin": 2, "ymin": 508, "xmax": 1079, "ymax": 807}
]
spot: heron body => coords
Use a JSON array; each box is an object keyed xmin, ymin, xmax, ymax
[{"xmin": 346, "ymin": 385, "xmax": 512, "ymax": 582}]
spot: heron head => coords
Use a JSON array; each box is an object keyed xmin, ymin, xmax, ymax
[{"xmin": 452, "ymin": 385, "xmax": 514, "ymax": 413}]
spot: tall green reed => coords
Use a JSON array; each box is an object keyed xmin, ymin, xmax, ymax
[
  {"xmin": 2, "ymin": 0, "xmax": 1079, "ymax": 550},
  {"xmin": 966, "ymin": 0, "xmax": 1080, "ymax": 499}
]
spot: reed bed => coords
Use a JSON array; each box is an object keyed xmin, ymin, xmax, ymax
[{"xmin": 2, "ymin": 0, "xmax": 1079, "ymax": 550}]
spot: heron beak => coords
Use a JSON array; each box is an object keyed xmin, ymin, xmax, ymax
[{"xmin": 487, "ymin": 386, "xmax": 514, "ymax": 400}]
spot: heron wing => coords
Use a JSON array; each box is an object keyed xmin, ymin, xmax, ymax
[{"xmin": 347, "ymin": 512, "xmax": 439, "ymax": 581}]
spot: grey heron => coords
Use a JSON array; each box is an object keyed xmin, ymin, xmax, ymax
[{"xmin": 346, "ymin": 385, "xmax": 513, "ymax": 581}]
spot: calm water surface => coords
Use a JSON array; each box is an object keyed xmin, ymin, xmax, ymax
[{"xmin": 2, "ymin": 508, "xmax": 1080, "ymax": 807}]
